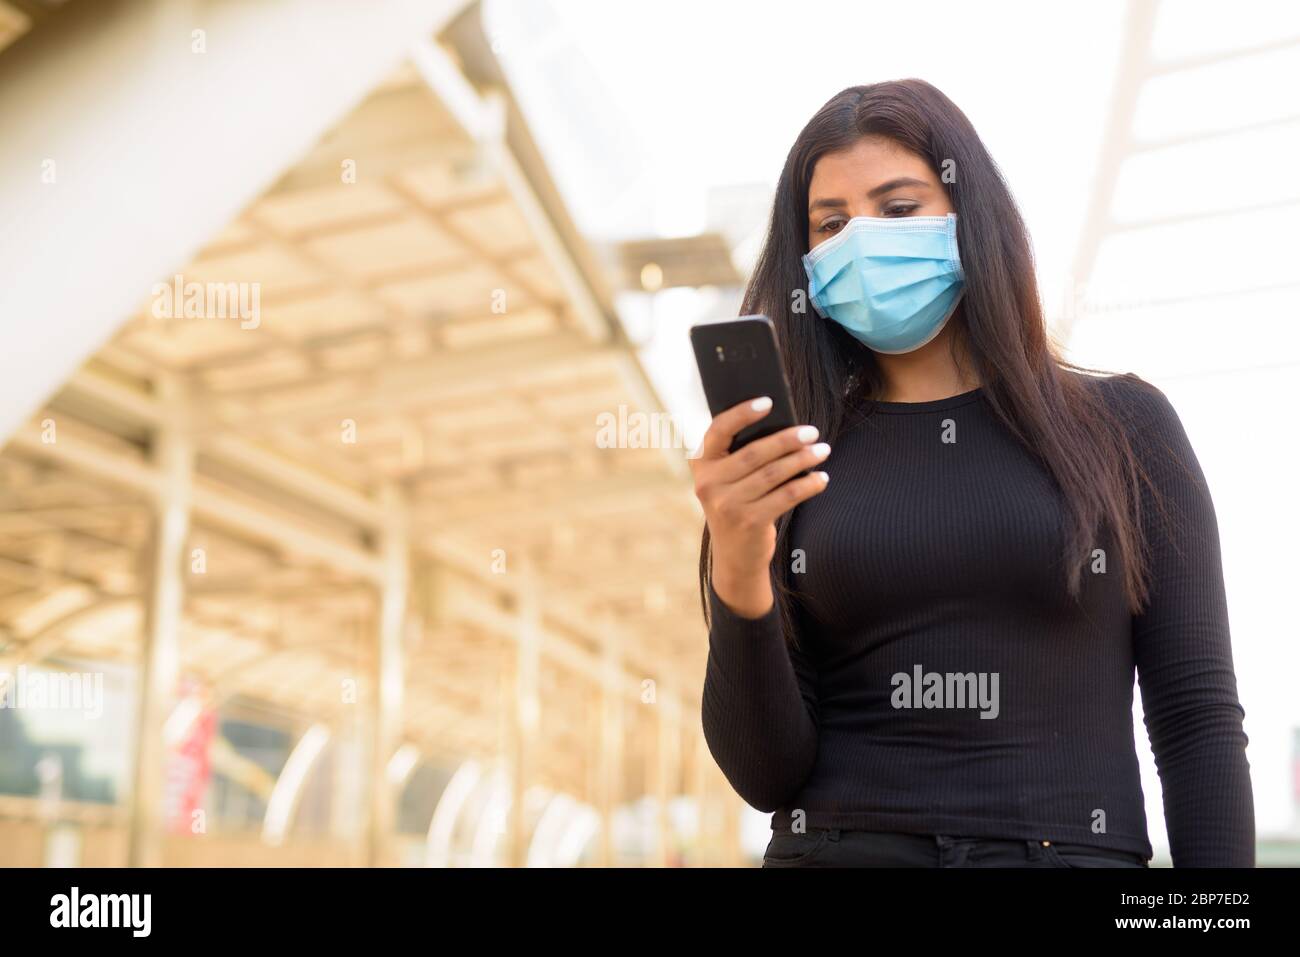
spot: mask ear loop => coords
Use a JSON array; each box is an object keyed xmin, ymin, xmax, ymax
[
  {"xmin": 802, "ymin": 264, "xmax": 830, "ymax": 319},
  {"xmin": 802, "ymin": 236, "xmax": 855, "ymax": 320},
  {"xmin": 946, "ymin": 213, "xmax": 964, "ymax": 281}
]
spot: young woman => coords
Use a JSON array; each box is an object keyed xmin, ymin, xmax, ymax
[{"xmin": 693, "ymin": 79, "xmax": 1254, "ymax": 868}]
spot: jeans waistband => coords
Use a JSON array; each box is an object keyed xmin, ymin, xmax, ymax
[{"xmin": 798, "ymin": 827, "xmax": 1147, "ymax": 862}]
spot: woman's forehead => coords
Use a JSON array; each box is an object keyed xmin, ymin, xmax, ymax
[{"xmin": 810, "ymin": 138, "xmax": 933, "ymax": 189}]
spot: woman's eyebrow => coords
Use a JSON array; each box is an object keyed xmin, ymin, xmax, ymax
[
  {"xmin": 808, "ymin": 196, "xmax": 848, "ymax": 214},
  {"xmin": 807, "ymin": 176, "xmax": 932, "ymax": 215},
  {"xmin": 868, "ymin": 176, "xmax": 930, "ymax": 198}
]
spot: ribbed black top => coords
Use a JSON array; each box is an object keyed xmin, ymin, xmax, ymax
[{"xmin": 701, "ymin": 373, "xmax": 1254, "ymax": 866}]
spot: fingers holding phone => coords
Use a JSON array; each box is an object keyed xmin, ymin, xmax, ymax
[
  {"xmin": 725, "ymin": 420, "xmax": 831, "ymax": 512},
  {"xmin": 691, "ymin": 394, "xmax": 830, "ymax": 524},
  {"xmin": 689, "ymin": 396, "xmax": 830, "ymax": 617}
]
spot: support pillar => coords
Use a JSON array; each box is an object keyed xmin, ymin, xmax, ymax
[
  {"xmin": 595, "ymin": 625, "xmax": 623, "ymax": 867},
  {"xmin": 366, "ymin": 485, "xmax": 408, "ymax": 867},
  {"xmin": 127, "ymin": 378, "xmax": 193, "ymax": 867},
  {"xmin": 691, "ymin": 729, "xmax": 713, "ymax": 867},
  {"xmin": 652, "ymin": 686, "xmax": 680, "ymax": 867},
  {"xmin": 507, "ymin": 557, "xmax": 541, "ymax": 867}
]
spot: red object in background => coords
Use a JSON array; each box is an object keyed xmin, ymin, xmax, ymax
[{"xmin": 164, "ymin": 687, "xmax": 217, "ymax": 834}]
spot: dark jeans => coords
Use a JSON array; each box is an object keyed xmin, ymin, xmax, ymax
[{"xmin": 761, "ymin": 827, "xmax": 1150, "ymax": 868}]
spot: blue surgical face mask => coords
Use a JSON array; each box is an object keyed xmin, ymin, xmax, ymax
[{"xmin": 801, "ymin": 213, "xmax": 965, "ymax": 354}]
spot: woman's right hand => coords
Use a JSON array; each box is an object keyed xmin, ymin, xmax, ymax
[{"xmin": 690, "ymin": 396, "xmax": 831, "ymax": 618}]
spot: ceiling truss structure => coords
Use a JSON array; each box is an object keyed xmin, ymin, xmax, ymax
[{"xmin": 0, "ymin": 17, "xmax": 731, "ymax": 866}]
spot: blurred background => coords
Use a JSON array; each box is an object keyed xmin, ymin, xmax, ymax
[{"xmin": 0, "ymin": 0, "xmax": 1297, "ymax": 867}]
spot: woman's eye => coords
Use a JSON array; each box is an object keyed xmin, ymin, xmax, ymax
[
  {"xmin": 883, "ymin": 203, "xmax": 919, "ymax": 217},
  {"xmin": 818, "ymin": 219, "xmax": 845, "ymax": 233}
]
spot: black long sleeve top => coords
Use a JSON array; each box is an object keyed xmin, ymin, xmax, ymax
[{"xmin": 700, "ymin": 373, "xmax": 1254, "ymax": 866}]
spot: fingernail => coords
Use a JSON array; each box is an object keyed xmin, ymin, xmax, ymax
[
  {"xmin": 751, "ymin": 396, "xmax": 773, "ymax": 411},
  {"xmin": 796, "ymin": 425, "xmax": 818, "ymax": 443},
  {"xmin": 811, "ymin": 442, "xmax": 831, "ymax": 459},
  {"xmin": 816, "ymin": 471, "xmax": 830, "ymax": 483}
]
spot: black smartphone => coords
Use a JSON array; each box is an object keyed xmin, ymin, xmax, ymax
[{"xmin": 690, "ymin": 314, "xmax": 801, "ymax": 455}]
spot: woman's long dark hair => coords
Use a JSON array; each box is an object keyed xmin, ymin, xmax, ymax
[{"xmin": 699, "ymin": 78, "xmax": 1158, "ymax": 643}]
